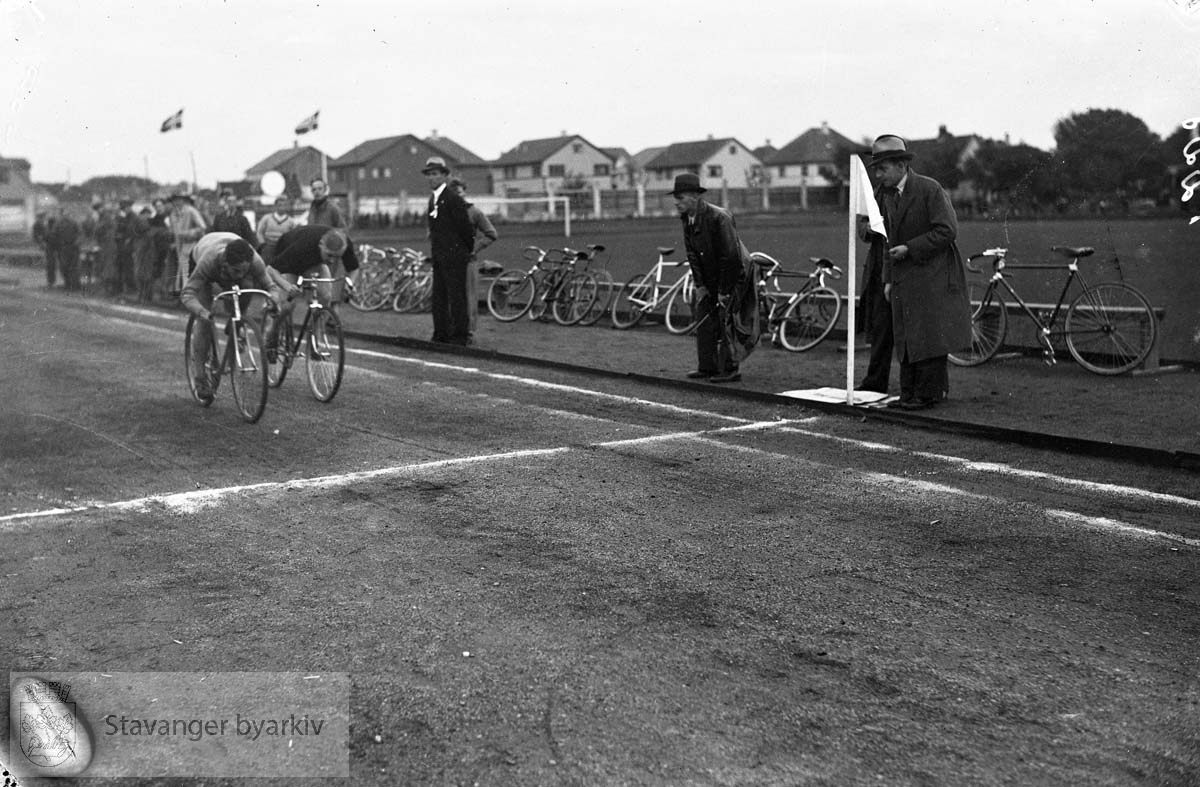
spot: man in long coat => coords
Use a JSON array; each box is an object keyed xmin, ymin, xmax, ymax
[
  {"xmin": 868, "ymin": 135, "xmax": 970, "ymax": 410},
  {"xmin": 422, "ymin": 156, "xmax": 475, "ymax": 346}
]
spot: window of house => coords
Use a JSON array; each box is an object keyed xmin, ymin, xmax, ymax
[
  {"xmin": 594, "ymin": 164, "xmax": 610, "ymax": 176},
  {"xmin": 708, "ymin": 165, "xmax": 723, "ymax": 178},
  {"xmin": 383, "ymin": 168, "xmax": 391, "ymax": 178},
  {"xmin": 358, "ymin": 167, "xmax": 366, "ymax": 180},
  {"xmin": 778, "ymin": 166, "xmax": 786, "ymax": 178},
  {"xmin": 372, "ymin": 168, "xmax": 380, "ymax": 179},
  {"xmin": 729, "ymin": 145, "xmax": 737, "ymax": 155},
  {"xmin": 548, "ymin": 164, "xmax": 565, "ymax": 177},
  {"xmin": 572, "ymin": 143, "xmax": 582, "ymax": 154},
  {"xmin": 503, "ymin": 167, "xmax": 516, "ymax": 179},
  {"xmin": 0, "ymin": 168, "xmax": 8, "ymax": 184}
]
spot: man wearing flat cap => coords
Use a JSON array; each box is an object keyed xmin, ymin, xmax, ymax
[
  {"xmin": 865, "ymin": 134, "xmax": 971, "ymax": 410},
  {"xmin": 672, "ymin": 173, "xmax": 757, "ymax": 383},
  {"xmin": 423, "ymin": 156, "xmax": 475, "ymax": 345}
]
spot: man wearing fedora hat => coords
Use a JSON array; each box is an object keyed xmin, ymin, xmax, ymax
[
  {"xmin": 168, "ymin": 192, "xmax": 207, "ymax": 295},
  {"xmin": 423, "ymin": 156, "xmax": 475, "ymax": 345},
  {"xmin": 672, "ymin": 172, "xmax": 756, "ymax": 382},
  {"xmin": 864, "ymin": 134, "xmax": 971, "ymax": 409}
]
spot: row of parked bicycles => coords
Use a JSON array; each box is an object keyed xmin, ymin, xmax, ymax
[
  {"xmin": 483, "ymin": 243, "xmax": 846, "ymax": 352},
  {"xmin": 347, "ymin": 245, "xmax": 436, "ymax": 313}
]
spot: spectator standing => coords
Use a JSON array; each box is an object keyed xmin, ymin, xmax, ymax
[
  {"xmin": 450, "ymin": 177, "xmax": 498, "ymax": 337},
  {"xmin": 856, "ymin": 185, "xmax": 893, "ymax": 395},
  {"xmin": 168, "ymin": 193, "xmax": 207, "ymax": 294},
  {"xmin": 95, "ymin": 204, "xmax": 117, "ymax": 293},
  {"xmin": 147, "ymin": 199, "xmax": 173, "ymax": 299},
  {"xmin": 33, "ymin": 212, "xmax": 55, "ymax": 288},
  {"xmin": 866, "ymin": 134, "xmax": 971, "ymax": 410},
  {"xmin": 48, "ymin": 208, "xmax": 82, "ymax": 291},
  {"xmin": 256, "ymin": 197, "xmax": 297, "ymax": 265},
  {"xmin": 422, "ymin": 157, "xmax": 475, "ymax": 345},
  {"xmin": 672, "ymin": 173, "xmax": 754, "ymax": 383},
  {"xmin": 132, "ymin": 207, "xmax": 158, "ymax": 302},
  {"xmin": 306, "ymin": 178, "xmax": 345, "ymax": 228},
  {"xmin": 113, "ymin": 198, "xmax": 139, "ymax": 297},
  {"xmin": 210, "ymin": 189, "xmax": 255, "ymax": 244}
]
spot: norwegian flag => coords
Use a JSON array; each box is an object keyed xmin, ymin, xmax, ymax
[
  {"xmin": 159, "ymin": 108, "xmax": 183, "ymax": 133},
  {"xmin": 294, "ymin": 110, "xmax": 319, "ymax": 135}
]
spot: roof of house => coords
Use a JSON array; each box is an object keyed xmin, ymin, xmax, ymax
[
  {"xmin": 330, "ymin": 135, "xmax": 423, "ymax": 168},
  {"xmin": 766, "ymin": 126, "xmax": 865, "ymax": 165},
  {"xmin": 906, "ymin": 127, "xmax": 980, "ymax": 161},
  {"xmin": 244, "ymin": 146, "xmax": 322, "ymax": 178},
  {"xmin": 643, "ymin": 138, "xmax": 753, "ymax": 169},
  {"xmin": 752, "ymin": 144, "xmax": 778, "ymax": 161},
  {"xmin": 630, "ymin": 147, "xmax": 666, "ymax": 170},
  {"xmin": 601, "ymin": 147, "xmax": 632, "ymax": 164},
  {"xmin": 0, "ymin": 156, "xmax": 31, "ymax": 169},
  {"xmin": 492, "ymin": 135, "xmax": 611, "ymax": 167},
  {"xmin": 424, "ymin": 135, "xmax": 487, "ymax": 166}
]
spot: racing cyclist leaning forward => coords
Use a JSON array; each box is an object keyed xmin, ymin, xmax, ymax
[
  {"xmin": 263, "ymin": 225, "xmax": 359, "ymax": 358},
  {"xmin": 180, "ymin": 232, "xmax": 289, "ymax": 402}
]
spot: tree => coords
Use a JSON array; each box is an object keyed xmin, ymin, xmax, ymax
[
  {"xmin": 964, "ymin": 140, "xmax": 1058, "ymax": 206},
  {"xmin": 1053, "ymin": 109, "xmax": 1165, "ymax": 197}
]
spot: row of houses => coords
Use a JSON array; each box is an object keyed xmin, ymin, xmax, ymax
[{"xmin": 231, "ymin": 123, "xmax": 983, "ymax": 218}]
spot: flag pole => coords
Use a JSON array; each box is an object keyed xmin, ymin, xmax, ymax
[
  {"xmin": 189, "ymin": 151, "xmax": 198, "ymax": 194},
  {"xmin": 846, "ymin": 154, "xmax": 858, "ymax": 405}
]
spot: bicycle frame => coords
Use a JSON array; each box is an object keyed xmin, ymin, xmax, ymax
[
  {"xmin": 211, "ymin": 285, "xmax": 271, "ymax": 372},
  {"xmin": 976, "ymin": 252, "xmax": 1086, "ymax": 341},
  {"xmin": 278, "ymin": 276, "xmax": 337, "ymax": 361},
  {"xmin": 627, "ymin": 255, "xmax": 691, "ymax": 313}
]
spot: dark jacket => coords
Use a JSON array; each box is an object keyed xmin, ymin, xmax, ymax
[
  {"xmin": 427, "ymin": 186, "xmax": 475, "ymax": 265},
  {"xmin": 210, "ymin": 210, "xmax": 256, "ymax": 245},
  {"xmin": 271, "ymin": 224, "xmax": 359, "ymax": 276},
  {"xmin": 878, "ymin": 169, "xmax": 971, "ymax": 362},
  {"xmin": 682, "ymin": 200, "xmax": 747, "ymax": 295}
]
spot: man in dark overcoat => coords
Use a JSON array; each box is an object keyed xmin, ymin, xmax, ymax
[{"xmin": 868, "ymin": 135, "xmax": 971, "ymax": 410}]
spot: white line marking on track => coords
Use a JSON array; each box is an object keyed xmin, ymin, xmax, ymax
[
  {"xmin": 1047, "ymin": 510, "xmax": 1200, "ymax": 548},
  {"xmin": 349, "ymin": 348, "xmax": 753, "ymax": 423}
]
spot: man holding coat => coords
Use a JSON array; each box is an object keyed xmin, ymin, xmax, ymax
[{"xmin": 867, "ymin": 135, "xmax": 971, "ymax": 410}]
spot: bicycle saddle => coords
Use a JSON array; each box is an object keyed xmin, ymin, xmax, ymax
[
  {"xmin": 1050, "ymin": 245, "xmax": 1094, "ymax": 258},
  {"xmin": 752, "ymin": 256, "xmax": 775, "ymax": 269},
  {"xmin": 810, "ymin": 257, "xmax": 836, "ymax": 268},
  {"xmin": 657, "ymin": 246, "xmax": 676, "ymax": 255},
  {"xmin": 587, "ymin": 244, "xmax": 606, "ymax": 253}
]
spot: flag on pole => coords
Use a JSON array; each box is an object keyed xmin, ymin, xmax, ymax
[
  {"xmin": 294, "ymin": 110, "xmax": 320, "ymax": 135},
  {"xmin": 851, "ymin": 154, "xmax": 886, "ymax": 240},
  {"xmin": 160, "ymin": 108, "xmax": 183, "ymax": 133}
]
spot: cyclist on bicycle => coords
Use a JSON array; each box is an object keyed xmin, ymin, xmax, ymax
[
  {"xmin": 180, "ymin": 232, "xmax": 288, "ymax": 401},
  {"xmin": 262, "ymin": 225, "xmax": 359, "ymax": 357}
]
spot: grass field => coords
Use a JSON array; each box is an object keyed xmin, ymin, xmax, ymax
[{"xmin": 360, "ymin": 214, "xmax": 1200, "ymax": 363}]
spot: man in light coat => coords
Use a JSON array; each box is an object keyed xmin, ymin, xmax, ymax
[{"xmin": 868, "ymin": 134, "xmax": 971, "ymax": 410}]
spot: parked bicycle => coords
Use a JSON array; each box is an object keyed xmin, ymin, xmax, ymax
[
  {"xmin": 559, "ymin": 244, "xmax": 614, "ymax": 327},
  {"xmin": 486, "ymin": 245, "xmax": 598, "ymax": 325},
  {"xmin": 350, "ymin": 245, "xmax": 426, "ymax": 312},
  {"xmin": 265, "ymin": 275, "xmax": 347, "ymax": 402},
  {"xmin": 949, "ymin": 245, "xmax": 1158, "ymax": 375},
  {"xmin": 610, "ymin": 246, "xmax": 696, "ymax": 333},
  {"xmin": 750, "ymin": 252, "xmax": 843, "ymax": 352},
  {"xmin": 183, "ymin": 286, "xmax": 272, "ymax": 423}
]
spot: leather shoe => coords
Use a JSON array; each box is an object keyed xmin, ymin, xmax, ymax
[
  {"xmin": 900, "ymin": 398, "xmax": 938, "ymax": 411},
  {"xmin": 885, "ymin": 398, "xmax": 911, "ymax": 409},
  {"xmin": 686, "ymin": 370, "xmax": 714, "ymax": 379},
  {"xmin": 709, "ymin": 371, "xmax": 742, "ymax": 383}
]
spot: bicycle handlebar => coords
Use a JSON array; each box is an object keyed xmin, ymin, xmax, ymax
[{"xmin": 211, "ymin": 287, "xmax": 272, "ymax": 302}]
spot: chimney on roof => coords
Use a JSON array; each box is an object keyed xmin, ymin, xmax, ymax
[
  {"xmin": 707, "ymin": 133, "xmax": 714, "ymax": 140},
  {"xmin": 431, "ymin": 129, "xmax": 439, "ymax": 140},
  {"xmin": 938, "ymin": 124, "xmax": 949, "ymax": 139},
  {"xmin": 1004, "ymin": 132, "xmax": 1011, "ymax": 145},
  {"xmin": 561, "ymin": 130, "xmax": 568, "ymax": 137},
  {"xmin": 821, "ymin": 121, "xmax": 829, "ymax": 134}
]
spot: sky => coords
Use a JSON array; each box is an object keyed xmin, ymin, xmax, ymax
[{"xmin": 2, "ymin": 0, "xmax": 1198, "ymax": 187}]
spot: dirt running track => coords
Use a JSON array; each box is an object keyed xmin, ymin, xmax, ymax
[{"xmin": 2, "ymin": 289, "xmax": 1199, "ymax": 786}]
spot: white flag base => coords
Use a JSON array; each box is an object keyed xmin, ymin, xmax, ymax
[{"xmin": 777, "ymin": 387, "xmax": 891, "ymax": 406}]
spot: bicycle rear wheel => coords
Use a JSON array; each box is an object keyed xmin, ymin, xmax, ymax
[
  {"xmin": 1065, "ymin": 282, "xmax": 1156, "ymax": 375},
  {"xmin": 777, "ymin": 287, "xmax": 841, "ymax": 352},
  {"xmin": 267, "ymin": 317, "xmax": 293, "ymax": 389},
  {"xmin": 552, "ymin": 272, "xmax": 598, "ymax": 325},
  {"xmin": 487, "ymin": 270, "xmax": 536, "ymax": 321},
  {"xmin": 663, "ymin": 282, "xmax": 697, "ymax": 335},
  {"xmin": 306, "ymin": 308, "xmax": 346, "ymax": 401},
  {"xmin": 949, "ymin": 287, "xmax": 1007, "ymax": 366},
  {"xmin": 577, "ymin": 269, "xmax": 615, "ymax": 326},
  {"xmin": 611, "ymin": 273, "xmax": 654, "ymax": 329},
  {"xmin": 184, "ymin": 315, "xmax": 220, "ymax": 406},
  {"xmin": 229, "ymin": 318, "xmax": 268, "ymax": 423}
]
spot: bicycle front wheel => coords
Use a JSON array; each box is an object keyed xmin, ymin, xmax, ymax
[
  {"xmin": 487, "ymin": 270, "xmax": 536, "ymax": 321},
  {"xmin": 611, "ymin": 273, "xmax": 654, "ymax": 329},
  {"xmin": 267, "ymin": 317, "xmax": 293, "ymax": 389},
  {"xmin": 306, "ymin": 309, "xmax": 346, "ymax": 401},
  {"xmin": 949, "ymin": 287, "xmax": 1007, "ymax": 367},
  {"xmin": 552, "ymin": 272, "xmax": 598, "ymax": 326},
  {"xmin": 663, "ymin": 283, "xmax": 697, "ymax": 335},
  {"xmin": 1065, "ymin": 282, "xmax": 1157, "ymax": 375},
  {"xmin": 778, "ymin": 287, "xmax": 841, "ymax": 352},
  {"xmin": 229, "ymin": 318, "xmax": 268, "ymax": 423},
  {"xmin": 184, "ymin": 315, "xmax": 220, "ymax": 406}
]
